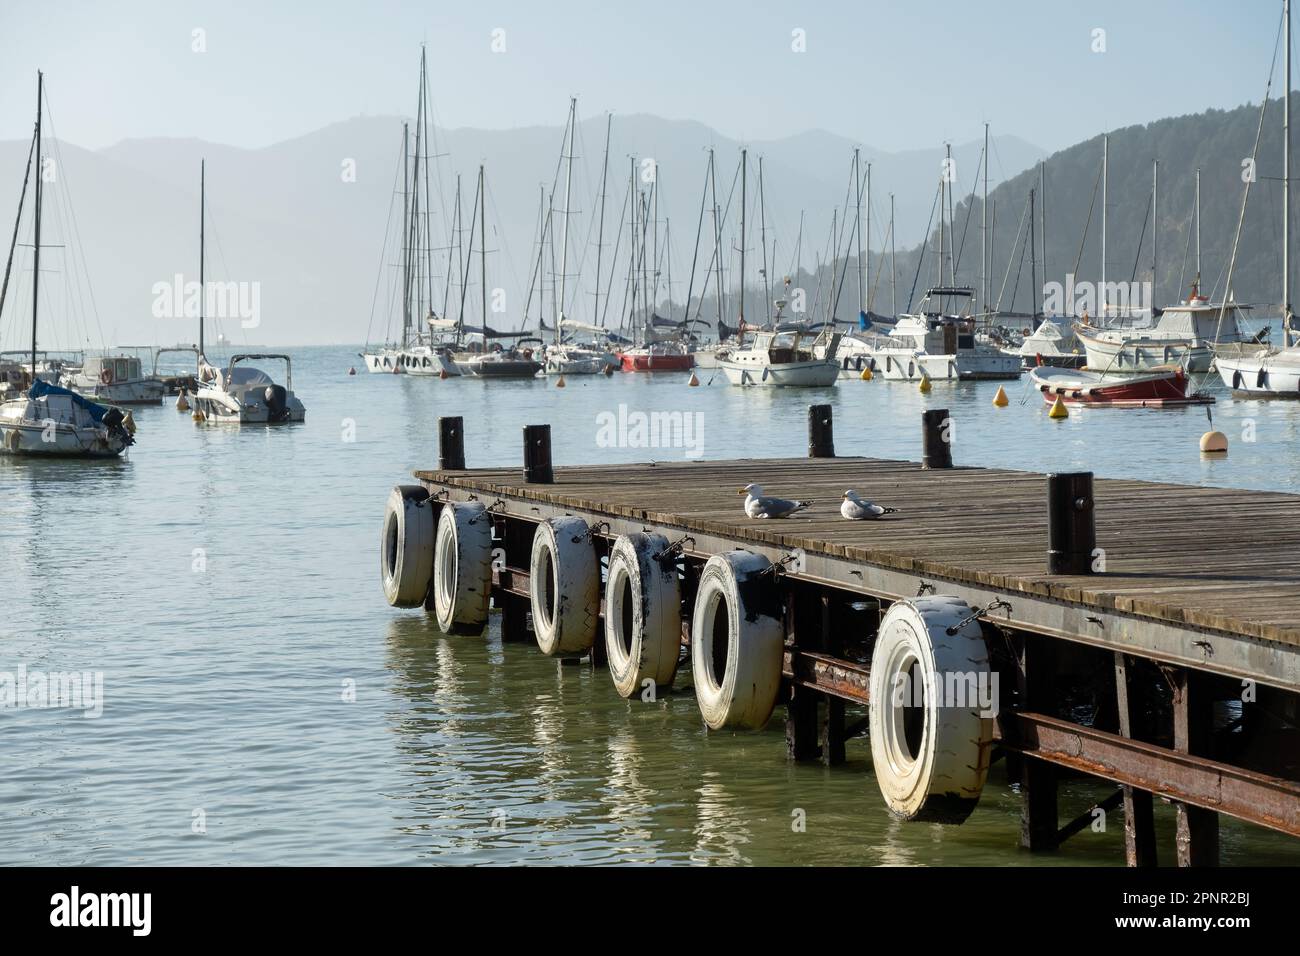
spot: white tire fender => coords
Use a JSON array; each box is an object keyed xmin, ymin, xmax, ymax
[
  {"xmin": 530, "ymin": 517, "xmax": 599, "ymax": 655},
  {"xmin": 690, "ymin": 550, "xmax": 783, "ymax": 730},
  {"xmin": 605, "ymin": 532, "xmax": 682, "ymax": 698},
  {"xmin": 380, "ymin": 485, "xmax": 434, "ymax": 608},
  {"xmin": 868, "ymin": 596, "xmax": 995, "ymax": 823},
  {"xmin": 431, "ymin": 500, "xmax": 493, "ymax": 634}
]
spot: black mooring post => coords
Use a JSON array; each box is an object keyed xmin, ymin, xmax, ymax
[
  {"xmin": 808, "ymin": 404, "xmax": 834, "ymax": 458},
  {"xmin": 921, "ymin": 409, "xmax": 952, "ymax": 469},
  {"xmin": 1046, "ymin": 472, "xmax": 1096, "ymax": 574},
  {"xmin": 438, "ymin": 416, "xmax": 465, "ymax": 471},
  {"xmin": 523, "ymin": 424, "xmax": 553, "ymax": 484}
]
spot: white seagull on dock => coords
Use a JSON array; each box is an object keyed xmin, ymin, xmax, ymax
[
  {"xmin": 840, "ymin": 490, "xmax": 898, "ymax": 520},
  {"xmin": 739, "ymin": 483, "xmax": 813, "ymax": 519}
]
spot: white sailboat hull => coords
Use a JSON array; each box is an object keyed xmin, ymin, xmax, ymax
[
  {"xmin": 0, "ymin": 394, "xmax": 130, "ymax": 458},
  {"xmin": 362, "ymin": 350, "xmax": 404, "ymax": 374},
  {"xmin": 1215, "ymin": 349, "xmax": 1300, "ymax": 397}
]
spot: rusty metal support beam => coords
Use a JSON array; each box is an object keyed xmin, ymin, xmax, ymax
[
  {"xmin": 783, "ymin": 649, "xmax": 870, "ymax": 704},
  {"xmin": 1011, "ymin": 712, "xmax": 1300, "ymax": 839}
]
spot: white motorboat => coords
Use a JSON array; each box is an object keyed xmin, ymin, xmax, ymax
[
  {"xmin": 543, "ymin": 342, "xmax": 618, "ymax": 375},
  {"xmin": 1076, "ymin": 289, "xmax": 1254, "ymax": 374},
  {"xmin": 871, "ymin": 287, "xmax": 1021, "ymax": 381},
  {"xmin": 193, "ymin": 354, "xmax": 306, "ymax": 424},
  {"xmin": 719, "ymin": 328, "xmax": 841, "ymax": 387},
  {"xmin": 824, "ymin": 329, "xmax": 891, "ymax": 377},
  {"xmin": 67, "ymin": 354, "xmax": 166, "ymax": 405}
]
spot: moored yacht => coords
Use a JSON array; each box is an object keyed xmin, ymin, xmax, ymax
[
  {"xmin": 719, "ymin": 327, "xmax": 840, "ymax": 387},
  {"xmin": 870, "ymin": 288, "xmax": 1021, "ymax": 381},
  {"xmin": 1003, "ymin": 314, "xmax": 1085, "ymax": 368},
  {"xmin": 1075, "ymin": 286, "xmax": 1254, "ymax": 373}
]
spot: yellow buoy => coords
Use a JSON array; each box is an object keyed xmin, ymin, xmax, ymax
[
  {"xmin": 191, "ymin": 408, "xmax": 206, "ymax": 423},
  {"xmin": 175, "ymin": 390, "xmax": 190, "ymax": 412},
  {"xmin": 918, "ymin": 374, "xmax": 932, "ymax": 394},
  {"xmin": 1200, "ymin": 430, "xmax": 1228, "ymax": 454},
  {"xmin": 1048, "ymin": 396, "xmax": 1069, "ymax": 419},
  {"xmin": 123, "ymin": 411, "xmax": 137, "ymax": 435},
  {"xmin": 688, "ymin": 371, "xmax": 700, "ymax": 387},
  {"xmin": 860, "ymin": 366, "xmax": 873, "ymax": 381},
  {"xmin": 556, "ymin": 374, "xmax": 566, "ymax": 388},
  {"xmin": 992, "ymin": 385, "xmax": 1009, "ymax": 407}
]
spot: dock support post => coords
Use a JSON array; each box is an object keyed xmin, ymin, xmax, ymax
[
  {"xmin": 523, "ymin": 424, "xmax": 553, "ymax": 484},
  {"xmin": 808, "ymin": 404, "xmax": 834, "ymax": 458},
  {"xmin": 785, "ymin": 591, "xmax": 821, "ymax": 761},
  {"xmin": 1172, "ymin": 669, "xmax": 1220, "ymax": 867},
  {"xmin": 1114, "ymin": 652, "xmax": 1158, "ymax": 866},
  {"xmin": 1046, "ymin": 472, "xmax": 1096, "ymax": 574},
  {"xmin": 438, "ymin": 415, "xmax": 466, "ymax": 470},
  {"xmin": 921, "ymin": 409, "xmax": 952, "ymax": 469},
  {"xmin": 819, "ymin": 594, "xmax": 847, "ymax": 766},
  {"xmin": 499, "ymin": 595, "xmax": 530, "ymax": 643},
  {"xmin": 1018, "ymin": 635, "xmax": 1059, "ymax": 852}
]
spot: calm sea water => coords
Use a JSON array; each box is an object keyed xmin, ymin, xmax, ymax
[{"xmin": 2, "ymin": 345, "xmax": 1298, "ymax": 866}]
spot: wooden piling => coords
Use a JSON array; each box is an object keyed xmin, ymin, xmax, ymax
[
  {"xmin": 523, "ymin": 424, "xmax": 553, "ymax": 484},
  {"xmin": 921, "ymin": 409, "xmax": 952, "ymax": 469},
  {"xmin": 1047, "ymin": 472, "xmax": 1096, "ymax": 575},
  {"xmin": 808, "ymin": 404, "xmax": 835, "ymax": 458},
  {"xmin": 438, "ymin": 415, "xmax": 466, "ymax": 471},
  {"xmin": 785, "ymin": 591, "xmax": 821, "ymax": 761},
  {"xmin": 1019, "ymin": 635, "xmax": 1059, "ymax": 852}
]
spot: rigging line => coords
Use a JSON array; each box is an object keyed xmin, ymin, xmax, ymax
[
  {"xmin": 484, "ymin": 181, "xmax": 529, "ymax": 331},
  {"xmin": 0, "ymin": 127, "xmax": 36, "ymax": 326},
  {"xmin": 1215, "ymin": 7, "xmax": 1281, "ymax": 346},
  {"xmin": 599, "ymin": 177, "xmax": 631, "ymax": 328},
  {"xmin": 830, "ymin": 156, "xmax": 856, "ymax": 318},
  {"xmin": 867, "ymin": 216, "xmax": 892, "ymax": 313},
  {"xmin": 951, "ymin": 144, "xmax": 984, "ymax": 278},
  {"xmin": 995, "ymin": 191, "xmax": 1031, "ymax": 313},
  {"xmin": 46, "ymin": 114, "xmax": 101, "ymax": 348},
  {"xmin": 682, "ymin": 155, "xmax": 711, "ymax": 326},
  {"xmin": 1070, "ymin": 161, "xmax": 1104, "ymax": 292},
  {"xmin": 523, "ymin": 186, "xmax": 549, "ymax": 323},
  {"xmin": 1007, "ymin": 208, "xmax": 1030, "ymax": 313},
  {"xmin": 1178, "ymin": 184, "xmax": 1195, "ymax": 295},
  {"xmin": 364, "ymin": 130, "xmax": 406, "ymax": 350},
  {"xmin": 1129, "ymin": 188, "xmax": 1152, "ymax": 289},
  {"xmin": 907, "ymin": 183, "xmax": 941, "ymax": 312}
]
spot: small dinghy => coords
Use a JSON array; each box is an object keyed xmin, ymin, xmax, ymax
[{"xmin": 1028, "ymin": 364, "xmax": 1213, "ymax": 407}]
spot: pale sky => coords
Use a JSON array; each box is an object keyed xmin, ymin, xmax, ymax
[{"xmin": 0, "ymin": 0, "xmax": 1288, "ymax": 154}]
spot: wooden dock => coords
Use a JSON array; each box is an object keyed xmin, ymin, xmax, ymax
[{"xmin": 388, "ymin": 408, "xmax": 1300, "ymax": 866}]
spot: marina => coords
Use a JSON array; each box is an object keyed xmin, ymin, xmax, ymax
[{"xmin": 6, "ymin": 0, "xmax": 1300, "ymax": 894}]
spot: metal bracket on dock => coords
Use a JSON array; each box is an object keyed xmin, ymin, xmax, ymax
[{"xmin": 584, "ymin": 521, "xmax": 611, "ymax": 541}]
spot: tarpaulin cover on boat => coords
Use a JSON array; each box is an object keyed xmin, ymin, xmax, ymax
[{"xmin": 29, "ymin": 379, "xmax": 108, "ymax": 423}]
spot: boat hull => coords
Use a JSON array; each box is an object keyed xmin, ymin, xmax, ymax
[
  {"xmin": 718, "ymin": 358, "xmax": 840, "ymax": 387},
  {"xmin": 70, "ymin": 379, "xmax": 166, "ymax": 405},
  {"xmin": 619, "ymin": 352, "xmax": 694, "ymax": 372},
  {"xmin": 1029, "ymin": 367, "xmax": 1212, "ymax": 407},
  {"xmin": 1215, "ymin": 351, "xmax": 1300, "ymax": 397},
  {"xmin": 0, "ymin": 395, "xmax": 130, "ymax": 457},
  {"xmin": 361, "ymin": 350, "xmax": 404, "ymax": 374},
  {"xmin": 1077, "ymin": 329, "xmax": 1214, "ymax": 373}
]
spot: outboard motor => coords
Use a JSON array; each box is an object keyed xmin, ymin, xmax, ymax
[
  {"xmin": 100, "ymin": 406, "xmax": 135, "ymax": 446},
  {"xmin": 264, "ymin": 384, "xmax": 289, "ymax": 422}
]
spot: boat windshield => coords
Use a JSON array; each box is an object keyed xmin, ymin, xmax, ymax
[{"xmin": 226, "ymin": 366, "xmax": 274, "ymax": 387}]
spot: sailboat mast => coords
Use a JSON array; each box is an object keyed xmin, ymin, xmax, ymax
[
  {"xmin": 759, "ymin": 156, "xmax": 770, "ymax": 321},
  {"xmin": 558, "ymin": 97, "xmax": 576, "ymax": 344},
  {"xmin": 594, "ymin": 113, "xmax": 611, "ymax": 327},
  {"xmin": 1101, "ymin": 133, "xmax": 1108, "ymax": 319},
  {"xmin": 401, "ymin": 122, "xmax": 410, "ymax": 347},
  {"xmin": 1040, "ymin": 160, "xmax": 1047, "ymax": 293},
  {"xmin": 866, "ymin": 161, "xmax": 872, "ymax": 314},
  {"xmin": 1279, "ymin": 0, "xmax": 1289, "ymax": 348},
  {"xmin": 1152, "ymin": 158, "xmax": 1159, "ymax": 305},
  {"xmin": 982, "ymin": 124, "xmax": 989, "ymax": 313},
  {"xmin": 479, "ymin": 164, "xmax": 486, "ymax": 331},
  {"xmin": 739, "ymin": 148, "xmax": 746, "ymax": 325},
  {"xmin": 709, "ymin": 149, "xmax": 722, "ymax": 328},
  {"xmin": 890, "ymin": 193, "xmax": 897, "ymax": 316},
  {"xmin": 199, "ymin": 159, "xmax": 206, "ymax": 356},
  {"xmin": 1195, "ymin": 167, "xmax": 1201, "ymax": 290},
  {"xmin": 1030, "ymin": 188, "xmax": 1038, "ymax": 319},
  {"xmin": 31, "ymin": 70, "xmax": 41, "ymax": 377},
  {"xmin": 854, "ymin": 147, "xmax": 863, "ymax": 317}
]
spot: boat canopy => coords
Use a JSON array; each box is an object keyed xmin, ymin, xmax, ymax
[{"xmin": 29, "ymin": 379, "xmax": 108, "ymax": 423}]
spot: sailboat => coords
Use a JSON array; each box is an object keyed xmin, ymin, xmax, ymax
[
  {"xmin": 1217, "ymin": 0, "xmax": 1300, "ymax": 396},
  {"xmin": 0, "ymin": 73, "xmax": 135, "ymax": 458},
  {"xmin": 190, "ymin": 162, "xmax": 306, "ymax": 423}
]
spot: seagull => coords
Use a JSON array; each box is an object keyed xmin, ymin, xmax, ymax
[
  {"xmin": 840, "ymin": 489, "xmax": 898, "ymax": 520},
  {"xmin": 739, "ymin": 483, "xmax": 812, "ymax": 519}
]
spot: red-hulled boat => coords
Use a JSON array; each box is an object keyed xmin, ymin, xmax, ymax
[
  {"xmin": 618, "ymin": 341, "xmax": 695, "ymax": 372},
  {"xmin": 1028, "ymin": 365, "xmax": 1214, "ymax": 407}
]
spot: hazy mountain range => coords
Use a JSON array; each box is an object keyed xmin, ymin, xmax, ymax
[
  {"xmin": 0, "ymin": 97, "xmax": 1293, "ymax": 350},
  {"xmin": 0, "ymin": 113, "xmax": 1041, "ymax": 349}
]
